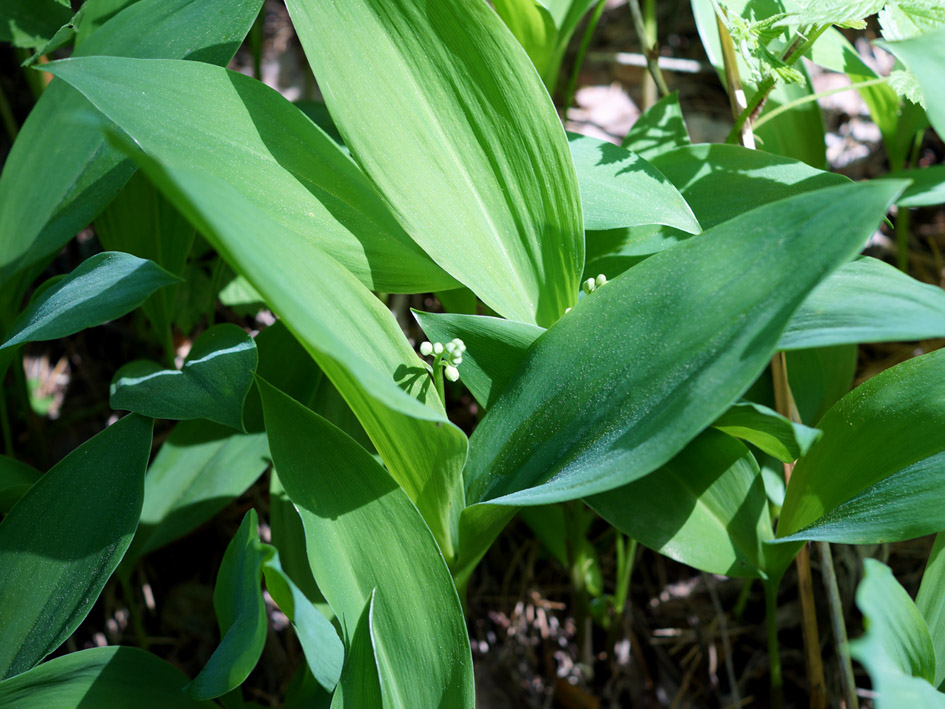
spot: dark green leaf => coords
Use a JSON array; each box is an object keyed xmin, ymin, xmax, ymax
[
  {"xmin": 259, "ymin": 380, "xmax": 474, "ymax": 708},
  {"xmin": 125, "ymin": 420, "xmax": 269, "ymax": 565},
  {"xmin": 0, "ymin": 0, "xmax": 263, "ymax": 284},
  {"xmin": 712, "ymin": 400, "xmax": 821, "ymax": 463},
  {"xmin": 589, "ymin": 430, "xmax": 773, "ymax": 578},
  {"xmin": 775, "ymin": 349, "xmax": 945, "ymax": 549},
  {"xmin": 110, "ymin": 324, "xmax": 257, "ymax": 431},
  {"xmin": 413, "ymin": 311, "xmax": 542, "ymax": 410},
  {"xmin": 0, "ymin": 0, "xmax": 72, "ymax": 49},
  {"xmin": 330, "ymin": 594, "xmax": 381, "ymax": 709},
  {"xmin": 917, "ymin": 533, "xmax": 945, "ymax": 688},
  {"xmin": 0, "ymin": 415, "xmax": 152, "ymax": 679},
  {"xmin": 785, "ymin": 345, "xmax": 858, "ymax": 425},
  {"xmin": 649, "ymin": 143, "xmax": 848, "ymax": 229},
  {"xmin": 621, "ymin": 91, "xmax": 691, "ymax": 161},
  {"xmin": 287, "ymin": 0, "xmax": 584, "ymax": 326},
  {"xmin": 463, "ymin": 181, "xmax": 903, "ymax": 509},
  {"xmin": 186, "ymin": 510, "xmax": 268, "ymax": 700},
  {"xmin": 567, "ymin": 133, "xmax": 700, "ymax": 233},
  {"xmin": 1, "ymin": 252, "xmax": 179, "ymax": 350},
  {"xmin": 779, "ymin": 257, "xmax": 945, "ymax": 350},
  {"xmin": 0, "ymin": 455, "xmax": 41, "ymax": 514},
  {"xmin": 43, "ymin": 56, "xmax": 456, "ymax": 294},
  {"xmin": 0, "ymin": 647, "xmax": 212, "ymax": 707}
]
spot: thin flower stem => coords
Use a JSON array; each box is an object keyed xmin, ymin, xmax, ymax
[
  {"xmin": 627, "ymin": 0, "xmax": 670, "ymax": 98},
  {"xmin": 0, "ymin": 82, "xmax": 18, "ymax": 142},
  {"xmin": 752, "ymin": 76, "xmax": 890, "ymax": 131},
  {"xmin": 564, "ymin": 0, "xmax": 606, "ymax": 111},
  {"xmin": 818, "ymin": 541, "xmax": 859, "ymax": 709},
  {"xmin": 765, "ymin": 579, "xmax": 784, "ymax": 708}
]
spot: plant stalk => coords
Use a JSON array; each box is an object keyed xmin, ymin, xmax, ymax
[
  {"xmin": 564, "ymin": 0, "xmax": 606, "ymax": 111},
  {"xmin": 818, "ymin": 541, "xmax": 858, "ymax": 709},
  {"xmin": 0, "ymin": 386, "xmax": 13, "ymax": 456},
  {"xmin": 752, "ymin": 77, "xmax": 890, "ymax": 131},
  {"xmin": 716, "ymin": 13, "xmax": 755, "ymax": 148},
  {"xmin": 0, "ymin": 81, "xmax": 18, "ymax": 142},
  {"xmin": 628, "ymin": 0, "xmax": 669, "ymax": 98},
  {"xmin": 764, "ymin": 579, "xmax": 784, "ymax": 708}
]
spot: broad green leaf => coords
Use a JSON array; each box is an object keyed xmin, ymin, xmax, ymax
[
  {"xmin": 269, "ymin": 471, "xmax": 321, "ymax": 608},
  {"xmin": 584, "ymin": 224, "xmax": 694, "ymax": 279},
  {"xmin": 786, "ymin": 345, "xmax": 857, "ymax": 425},
  {"xmin": 621, "ymin": 91, "xmax": 691, "ymax": 161},
  {"xmin": 124, "ymin": 420, "xmax": 269, "ymax": 566},
  {"xmin": 779, "ymin": 0, "xmax": 884, "ymax": 29},
  {"xmin": 95, "ymin": 172, "xmax": 196, "ymax": 355},
  {"xmin": 775, "ymin": 349, "xmax": 945, "ymax": 551},
  {"xmin": 567, "ymin": 133, "xmax": 700, "ymax": 233},
  {"xmin": 330, "ymin": 594, "xmax": 381, "ymax": 709},
  {"xmin": 492, "ymin": 0, "xmax": 558, "ymax": 84},
  {"xmin": 0, "ymin": 0, "xmax": 263, "ymax": 285},
  {"xmin": 263, "ymin": 549, "xmax": 344, "ymax": 694},
  {"xmin": 0, "ymin": 647, "xmax": 212, "ymax": 708},
  {"xmin": 186, "ymin": 510, "xmax": 269, "ymax": 700},
  {"xmin": 259, "ymin": 381, "xmax": 474, "ymax": 709},
  {"xmin": 917, "ymin": 533, "xmax": 945, "ymax": 688},
  {"xmin": 463, "ymin": 180, "xmax": 903, "ymax": 509},
  {"xmin": 105, "ymin": 145, "xmax": 467, "ymax": 560},
  {"xmin": 413, "ymin": 311, "xmax": 543, "ymax": 410},
  {"xmin": 649, "ymin": 143, "xmax": 848, "ymax": 229},
  {"xmin": 778, "ymin": 257, "xmax": 945, "ymax": 350},
  {"xmin": 0, "ymin": 455, "xmax": 41, "ymax": 514},
  {"xmin": 287, "ymin": 0, "xmax": 584, "ymax": 326},
  {"xmin": 711, "ymin": 400, "xmax": 821, "ymax": 463},
  {"xmin": 850, "ymin": 559, "xmax": 943, "ymax": 708},
  {"xmin": 0, "ymin": 414, "xmax": 152, "ymax": 679},
  {"xmin": 878, "ymin": 29, "xmax": 945, "ymax": 138},
  {"xmin": 0, "ymin": 252, "xmax": 179, "ymax": 350},
  {"xmin": 74, "ymin": 0, "xmax": 141, "ymax": 46},
  {"xmin": 110, "ymin": 323, "xmax": 257, "ymax": 431},
  {"xmin": 888, "ymin": 165, "xmax": 945, "ymax": 207},
  {"xmin": 0, "ymin": 0, "xmax": 72, "ymax": 48},
  {"xmin": 588, "ymin": 430, "xmax": 773, "ymax": 578},
  {"xmin": 44, "ymin": 57, "xmax": 456, "ymax": 294}
]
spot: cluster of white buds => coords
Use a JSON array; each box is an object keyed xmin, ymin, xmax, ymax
[
  {"xmin": 582, "ymin": 273, "xmax": 608, "ymax": 295},
  {"xmin": 419, "ymin": 338, "xmax": 466, "ymax": 381}
]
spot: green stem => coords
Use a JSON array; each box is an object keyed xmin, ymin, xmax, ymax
[
  {"xmin": 897, "ymin": 130, "xmax": 925, "ymax": 272},
  {"xmin": 119, "ymin": 569, "xmax": 150, "ymax": 650},
  {"xmin": 432, "ymin": 352, "xmax": 446, "ymax": 407},
  {"xmin": 0, "ymin": 386, "xmax": 13, "ymax": 457},
  {"xmin": 817, "ymin": 541, "xmax": 858, "ymax": 709},
  {"xmin": 0, "ymin": 81, "xmax": 18, "ymax": 142},
  {"xmin": 564, "ymin": 0, "xmax": 606, "ymax": 110},
  {"xmin": 733, "ymin": 577, "xmax": 754, "ymax": 620},
  {"xmin": 752, "ymin": 77, "xmax": 890, "ymax": 131},
  {"xmin": 250, "ymin": 6, "xmax": 265, "ymax": 82},
  {"xmin": 627, "ymin": 0, "xmax": 669, "ymax": 98},
  {"xmin": 614, "ymin": 534, "xmax": 637, "ymax": 613},
  {"xmin": 725, "ymin": 24, "xmax": 830, "ymax": 144},
  {"xmin": 764, "ymin": 579, "xmax": 784, "ymax": 709}
]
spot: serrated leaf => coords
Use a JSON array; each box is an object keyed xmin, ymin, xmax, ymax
[
  {"xmin": 110, "ymin": 324, "xmax": 257, "ymax": 431},
  {"xmin": 0, "ymin": 252, "xmax": 179, "ymax": 350},
  {"xmin": 880, "ymin": 0, "xmax": 945, "ymax": 40},
  {"xmin": 778, "ymin": 0, "xmax": 885, "ymax": 29}
]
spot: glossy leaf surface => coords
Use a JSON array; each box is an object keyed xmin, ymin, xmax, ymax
[
  {"xmin": 0, "ymin": 647, "xmax": 211, "ymax": 708},
  {"xmin": 0, "ymin": 455, "xmax": 41, "ymax": 514},
  {"xmin": 464, "ymin": 181, "xmax": 902, "ymax": 508},
  {"xmin": 43, "ymin": 56, "xmax": 454, "ymax": 294},
  {"xmin": 108, "ymin": 147, "xmax": 467, "ymax": 559},
  {"xmin": 712, "ymin": 401, "xmax": 821, "ymax": 463},
  {"xmin": 287, "ymin": 0, "xmax": 584, "ymax": 326},
  {"xmin": 110, "ymin": 324, "xmax": 257, "ymax": 430},
  {"xmin": 259, "ymin": 381, "xmax": 474, "ymax": 709},
  {"xmin": 0, "ymin": 0, "xmax": 262, "ymax": 283},
  {"xmin": 0, "ymin": 252, "xmax": 178, "ymax": 350},
  {"xmin": 567, "ymin": 133, "xmax": 700, "ymax": 233},
  {"xmin": 413, "ymin": 311, "xmax": 543, "ymax": 410},
  {"xmin": 0, "ymin": 415, "xmax": 152, "ymax": 679},
  {"xmin": 776, "ymin": 349, "xmax": 945, "ymax": 549},
  {"xmin": 778, "ymin": 257, "xmax": 945, "ymax": 350},
  {"xmin": 589, "ymin": 430, "xmax": 773, "ymax": 578}
]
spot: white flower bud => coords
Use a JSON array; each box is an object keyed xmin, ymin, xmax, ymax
[
  {"xmin": 595, "ymin": 274, "xmax": 607, "ymax": 288},
  {"xmin": 419, "ymin": 341, "xmax": 433, "ymax": 356},
  {"xmin": 444, "ymin": 365, "xmax": 460, "ymax": 382},
  {"xmin": 582, "ymin": 278, "xmax": 596, "ymax": 294},
  {"xmin": 433, "ymin": 342, "xmax": 444, "ymax": 355}
]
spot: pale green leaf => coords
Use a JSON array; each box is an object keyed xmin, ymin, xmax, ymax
[
  {"xmin": 917, "ymin": 533, "xmax": 945, "ymax": 688},
  {"xmin": 888, "ymin": 165, "xmax": 945, "ymax": 207},
  {"xmin": 712, "ymin": 400, "xmax": 821, "ymax": 463},
  {"xmin": 621, "ymin": 91, "xmax": 691, "ymax": 161},
  {"xmin": 259, "ymin": 380, "xmax": 474, "ymax": 709},
  {"xmin": 878, "ymin": 28, "xmax": 945, "ymax": 137},
  {"xmin": 880, "ymin": 0, "xmax": 945, "ymax": 40},
  {"xmin": 287, "ymin": 0, "xmax": 584, "ymax": 326},
  {"xmin": 43, "ymin": 56, "xmax": 455, "ymax": 294}
]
